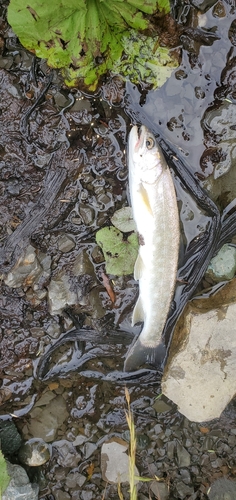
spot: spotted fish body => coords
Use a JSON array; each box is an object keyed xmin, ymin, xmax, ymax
[{"xmin": 124, "ymin": 125, "xmax": 180, "ymax": 372}]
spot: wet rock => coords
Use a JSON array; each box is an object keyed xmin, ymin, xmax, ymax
[
  {"xmin": 57, "ymin": 234, "xmax": 75, "ymax": 253},
  {"xmin": 153, "ymin": 399, "xmax": 173, "ymax": 413},
  {"xmin": 91, "ymin": 245, "xmax": 104, "ymax": 264},
  {"xmin": 53, "ymin": 92, "xmax": 72, "ymax": 110},
  {"xmin": 53, "ymin": 440, "xmax": 81, "ymax": 467},
  {"xmin": 4, "ymin": 245, "xmax": 51, "ymax": 289},
  {"xmin": 45, "ymin": 321, "xmax": 61, "ymax": 339},
  {"xmin": 175, "ymin": 481, "xmax": 194, "ymax": 498},
  {"xmin": 176, "ymin": 442, "xmax": 191, "ymax": 467},
  {"xmin": 72, "ymin": 434, "xmax": 88, "ymax": 447},
  {"xmin": 72, "ymin": 385, "xmax": 98, "ymax": 419},
  {"xmin": 206, "ymin": 244, "xmax": 236, "ymax": 282},
  {"xmin": 179, "ymin": 468, "xmax": 191, "ymax": 484},
  {"xmin": 86, "ymin": 287, "xmax": 106, "ymax": 319},
  {"xmin": 80, "ymin": 492, "xmax": 93, "ymax": 500},
  {"xmin": 79, "ymin": 205, "xmax": 95, "ymax": 225},
  {"xmin": 65, "ymin": 471, "xmax": 86, "ymax": 488},
  {"xmin": 162, "ymin": 278, "xmax": 236, "ymax": 421},
  {"xmin": 84, "ymin": 442, "xmax": 97, "ymax": 459},
  {"xmin": 166, "ymin": 440, "xmax": 176, "ymax": 459},
  {"xmin": 153, "ymin": 424, "xmax": 163, "ymax": 435},
  {"xmin": 150, "ymin": 481, "xmax": 169, "ymax": 500},
  {"xmin": 207, "ymin": 477, "xmax": 236, "ymax": 499},
  {"xmin": 54, "ymin": 491, "xmax": 70, "ymax": 500},
  {"xmin": 2, "ymin": 462, "xmax": 39, "ymax": 500},
  {"xmin": 27, "ymin": 395, "xmax": 69, "ymax": 442},
  {"xmin": 47, "ymin": 270, "xmax": 73, "ymax": 315},
  {"xmin": 18, "ymin": 438, "xmax": 50, "ymax": 466},
  {"xmin": 101, "ymin": 437, "xmax": 139, "ymax": 484},
  {"xmin": 136, "ymin": 434, "xmax": 150, "ymax": 450},
  {"xmin": 212, "ymin": 1, "xmax": 227, "ymax": 18},
  {"xmin": 48, "ymin": 249, "xmax": 104, "ymax": 316},
  {"xmin": 0, "ymin": 421, "xmax": 22, "ymax": 455}
]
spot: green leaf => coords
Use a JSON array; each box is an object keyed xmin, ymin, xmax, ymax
[
  {"xmin": 96, "ymin": 226, "xmax": 138, "ymax": 276},
  {"xmin": 0, "ymin": 451, "xmax": 10, "ymax": 496},
  {"xmin": 111, "ymin": 207, "xmax": 136, "ymax": 233},
  {"xmin": 8, "ymin": 0, "xmax": 171, "ymax": 89},
  {"xmin": 112, "ymin": 30, "xmax": 178, "ymax": 88}
]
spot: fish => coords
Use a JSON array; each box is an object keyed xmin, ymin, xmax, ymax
[{"xmin": 124, "ymin": 125, "xmax": 180, "ymax": 372}]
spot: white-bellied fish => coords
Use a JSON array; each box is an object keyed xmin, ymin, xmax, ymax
[{"xmin": 124, "ymin": 125, "xmax": 179, "ymax": 371}]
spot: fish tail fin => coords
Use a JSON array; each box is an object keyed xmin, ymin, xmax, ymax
[{"xmin": 124, "ymin": 338, "xmax": 166, "ymax": 372}]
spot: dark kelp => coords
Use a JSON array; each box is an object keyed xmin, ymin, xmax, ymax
[{"xmin": 36, "ymin": 326, "xmax": 154, "ymax": 383}]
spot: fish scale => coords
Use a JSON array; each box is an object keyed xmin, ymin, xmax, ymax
[{"xmin": 124, "ymin": 125, "xmax": 179, "ymax": 371}]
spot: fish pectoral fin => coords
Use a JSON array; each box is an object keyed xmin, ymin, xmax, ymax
[
  {"xmin": 134, "ymin": 254, "xmax": 143, "ymax": 280},
  {"xmin": 132, "ymin": 296, "xmax": 145, "ymax": 326},
  {"xmin": 139, "ymin": 182, "xmax": 153, "ymax": 215}
]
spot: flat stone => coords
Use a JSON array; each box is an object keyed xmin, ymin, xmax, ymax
[
  {"xmin": 80, "ymin": 492, "xmax": 93, "ymax": 500},
  {"xmin": 101, "ymin": 437, "xmax": 139, "ymax": 484},
  {"xmin": 84, "ymin": 442, "xmax": 97, "ymax": 459},
  {"xmin": 4, "ymin": 245, "xmax": 42, "ymax": 288},
  {"xmin": 53, "ymin": 440, "xmax": 81, "ymax": 467},
  {"xmin": 176, "ymin": 443, "xmax": 191, "ymax": 467},
  {"xmin": 207, "ymin": 477, "xmax": 236, "ymax": 500},
  {"xmin": 54, "ymin": 491, "xmax": 70, "ymax": 500},
  {"xmin": 2, "ymin": 463, "xmax": 39, "ymax": 500},
  {"xmin": 175, "ymin": 481, "xmax": 194, "ymax": 498},
  {"xmin": 57, "ymin": 234, "xmax": 75, "ymax": 253},
  {"xmin": 162, "ymin": 278, "xmax": 236, "ymax": 422},
  {"xmin": 28, "ymin": 395, "xmax": 69, "ymax": 442},
  {"xmin": 206, "ymin": 244, "xmax": 236, "ymax": 282},
  {"xmin": 48, "ymin": 249, "xmax": 100, "ymax": 315},
  {"xmin": 150, "ymin": 481, "xmax": 169, "ymax": 500},
  {"xmin": 153, "ymin": 400, "xmax": 173, "ymax": 413}
]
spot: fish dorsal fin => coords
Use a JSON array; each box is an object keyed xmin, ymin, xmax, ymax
[
  {"xmin": 132, "ymin": 295, "xmax": 145, "ymax": 326},
  {"xmin": 134, "ymin": 253, "xmax": 143, "ymax": 280},
  {"xmin": 139, "ymin": 182, "xmax": 153, "ymax": 215}
]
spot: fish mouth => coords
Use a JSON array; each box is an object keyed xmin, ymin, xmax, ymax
[
  {"xmin": 129, "ymin": 125, "xmax": 148, "ymax": 154},
  {"xmin": 132, "ymin": 125, "xmax": 146, "ymax": 153}
]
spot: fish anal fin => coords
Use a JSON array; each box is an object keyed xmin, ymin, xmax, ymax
[
  {"xmin": 134, "ymin": 254, "xmax": 143, "ymax": 280},
  {"xmin": 139, "ymin": 182, "xmax": 153, "ymax": 215},
  {"xmin": 132, "ymin": 296, "xmax": 144, "ymax": 326}
]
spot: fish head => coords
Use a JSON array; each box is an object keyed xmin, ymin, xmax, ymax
[{"xmin": 128, "ymin": 125, "xmax": 165, "ymax": 185}]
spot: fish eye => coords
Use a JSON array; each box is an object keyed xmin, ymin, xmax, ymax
[{"xmin": 146, "ymin": 137, "xmax": 154, "ymax": 149}]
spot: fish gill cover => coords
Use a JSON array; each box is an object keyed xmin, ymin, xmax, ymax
[{"xmin": 7, "ymin": 0, "xmax": 177, "ymax": 89}]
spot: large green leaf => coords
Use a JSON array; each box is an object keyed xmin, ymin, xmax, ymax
[
  {"xmin": 7, "ymin": 0, "xmax": 171, "ymax": 89},
  {"xmin": 111, "ymin": 207, "xmax": 136, "ymax": 233},
  {"xmin": 0, "ymin": 451, "xmax": 10, "ymax": 497},
  {"xmin": 96, "ymin": 226, "xmax": 138, "ymax": 276},
  {"xmin": 113, "ymin": 30, "xmax": 178, "ymax": 88}
]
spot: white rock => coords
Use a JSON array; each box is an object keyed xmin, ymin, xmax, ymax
[
  {"xmin": 101, "ymin": 438, "xmax": 139, "ymax": 484},
  {"xmin": 162, "ymin": 295, "xmax": 236, "ymax": 422}
]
